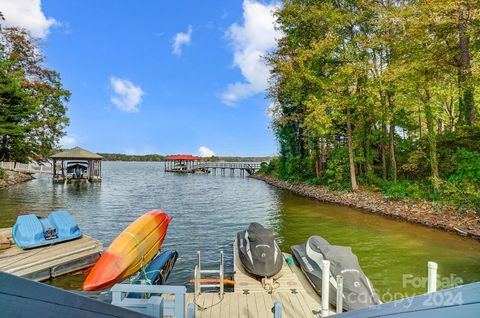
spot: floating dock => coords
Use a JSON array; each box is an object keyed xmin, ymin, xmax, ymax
[
  {"xmin": 182, "ymin": 240, "xmax": 333, "ymax": 317},
  {"xmin": 0, "ymin": 227, "xmax": 102, "ymax": 281}
]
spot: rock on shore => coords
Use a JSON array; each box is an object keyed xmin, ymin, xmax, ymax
[
  {"xmin": 252, "ymin": 173, "xmax": 480, "ymax": 240},
  {"xmin": 0, "ymin": 170, "xmax": 33, "ymax": 188}
]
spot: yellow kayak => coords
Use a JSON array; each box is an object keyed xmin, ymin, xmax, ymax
[{"xmin": 83, "ymin": 210, "xmax": 172, "ymax": 291}]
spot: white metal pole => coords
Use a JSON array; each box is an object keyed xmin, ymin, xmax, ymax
[
  {"xmin": 220, "ymin": 250, "xmax": 224, "ymax": 295},
  {"xmin": 336, "ymin": 275, "xmax": 343, "ymax": 314},
  {"xmin": 197, "ymin": 251, "xmax": 201, "ymax": 295},
  {"xmin": 321, "ymin": 260, "xmax": 331, "ymax": 317},
  {"xmin": 427, "ymin": 261, "xmax": 438, "ymax": 293},
  {"xmin": 194, "ymin": 265, "xmax": 199, "ymax": 296}
]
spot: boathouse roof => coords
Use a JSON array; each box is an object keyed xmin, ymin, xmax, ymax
[
  {"xmin": 164, "ymin": 155, "xmax": 201, "ymax": 161},
  {"xmin": 51, "ymin": 146, "xmax": 103, "ymax": 160}
]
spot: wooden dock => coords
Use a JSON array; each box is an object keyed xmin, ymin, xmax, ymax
[
  {"xmin": 183, "ymin": 241, "xmax": 334, "ymax": 318},
  {"xmin": 165, "ymin": 161, "xmax": 262, "ymax": 176},
  {"xmin": 0, "ymin": 227, "xmax": 102, "ymax": 281}
]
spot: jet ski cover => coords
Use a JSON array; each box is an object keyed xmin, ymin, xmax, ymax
[
  {"xmin": 292, "ymin": 236, "xmax": 380, "ymax": 311},
  {"xmin": 237, "ymin": 223, "xmax": 283, "ymax": 278}
]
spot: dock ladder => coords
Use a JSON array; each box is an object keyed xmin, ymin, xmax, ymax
[{"xmin": 194, "ymin": 250, "xmax": 224, "ymax": 295}]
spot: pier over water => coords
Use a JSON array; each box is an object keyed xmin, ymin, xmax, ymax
[{"xmin": 164, "ymin": 155, "xmax": 262, "ymax": 176}]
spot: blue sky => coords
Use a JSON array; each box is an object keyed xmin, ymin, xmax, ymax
[{"xmin": 0, "ymin": 0, "xmax": 280, "ymax": 156}]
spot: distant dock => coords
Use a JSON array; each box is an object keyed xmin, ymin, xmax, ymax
[
  {"xmin": 0, "ymin": 227, "xmax": 102, "ymax": 281},
  {"xmin": 164, "ymin": 155, "xmax": 262, "ymax": 176}
]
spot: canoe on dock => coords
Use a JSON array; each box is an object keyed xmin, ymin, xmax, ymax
[{"xmin": 0, "ymin": 227, "xmax": 102, "ymax": 281}]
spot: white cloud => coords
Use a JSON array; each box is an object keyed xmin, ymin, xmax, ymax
[
  {"xmin": 221, "ymin": 0, "xmax": 280, "ymax": 105},
  {"xmin": 199, "ymin": 146, "xmax": 215, "ymax": 157},
  {"xmin": 59, "ymin": 135, "xmax": 76, "ymax": 147},
  {"xmin": 0, "ymin": 0, "xmax": 58, "ymax": 39},
  {"xmin": 110, "ymin": 77, "xmax": 145, "ymax": 112},
  {"xmin": 172, "ymin": 25, "xmax": 192, "ymax": 56}
]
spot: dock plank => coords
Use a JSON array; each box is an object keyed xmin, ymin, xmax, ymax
[
  {"xmin": 239, "ymin": 291, "xmax": 249, "ymax": 318},
  {"xmin": 229, "ymin": 293, "xmax": 240, "ymax": 318},
  {"xmin": 254, "ymin": 291, "xmax": 271, "ymax": 318},
  {"xmin": 0, "ymin": 227, "xmax": 102, "ymax": 281},
  {"xmin": 210, "ymin": 294, "xmax": 222, "ymax": 318}
]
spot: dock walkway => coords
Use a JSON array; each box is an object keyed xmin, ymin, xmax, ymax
[
  {"xmin": 0, "ymin": 227, "xmax": 102, "ymax": 281},
  {"xmin": 183, "ymin": 240, "xmax": 333, "ymax": 318}
]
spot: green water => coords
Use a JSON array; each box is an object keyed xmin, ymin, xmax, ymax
[{"xmin": 0, "ymin": 162, "xmax": 478, "ymax": 300}]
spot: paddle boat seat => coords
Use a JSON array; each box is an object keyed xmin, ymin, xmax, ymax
[{"xmin": 12, "ymin": 211, "xmax": 82, "ymax": 249}]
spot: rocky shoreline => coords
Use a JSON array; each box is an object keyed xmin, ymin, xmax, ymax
[
  {"xmin": 252, "ymin": 173, "xmax": 480, "ymax": 240},
  {"xmin": 0, "ymin": 170, "xmax": 33, "ymax": 188}
]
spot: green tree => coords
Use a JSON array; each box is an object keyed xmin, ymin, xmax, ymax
[{"xmin": 0, "ymin": 25, "xmax": 70, "ymax": 162}]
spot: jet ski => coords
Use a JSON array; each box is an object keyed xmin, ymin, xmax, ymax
[
  {"xmin": 237, "ymin": 223, "xmax": 283, "ymax": 278},
  {"xmin": 291, "ymin": 236, "xmax": 380, "ymax": 311}
]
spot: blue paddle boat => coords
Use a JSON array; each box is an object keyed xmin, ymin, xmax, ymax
[{"xmin": 12, "ymin": 211, "xmax": 82, "ymax": 249}]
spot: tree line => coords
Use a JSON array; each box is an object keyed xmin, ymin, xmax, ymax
[
  {"xmin": 99, "ymin": 153, "xmax": 275, "ymax": 162},
  {"xmin": 265, "ymin": 0, "xmax": 480, "ymax": 210},
  {"xmin": 0, "ymin": 13, "xmax": 70, "ymax": 163}
]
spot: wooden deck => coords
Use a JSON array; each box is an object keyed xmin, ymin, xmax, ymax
[
  {"xmin": 183, "ymin": 240, "xmax": 333, "ymax": 317},
  {"xmin": 0, "ymin": 227, "xmax": 102, "ymax": 281},
  {"xmin": 185, "ymin": 291, "xmax": 323, "ymax": 318}
]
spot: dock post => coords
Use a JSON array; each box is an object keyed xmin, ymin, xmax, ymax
[
  {"xmin": 196, "ymin": 251, "xmax": 201, "ymax": 295},
  {"xmin": 427, "ymin": 261, "xmax": 438, "ymax": 293},
  {"xmin": 194, "ymin": 265, "xmax": 200, "ymax": 296},
  {"xmin": 321, "ymin": 260, "xmax": 330, "ymax": 317},
  {"xmin": 336, "ymin": 275, "xmax": 343, "ymax": 313},
  {"xmin": 220, "ymin": 250, "xmax": 224, "ymax": 295}
]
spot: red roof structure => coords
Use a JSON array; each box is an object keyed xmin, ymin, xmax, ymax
[{"xmin": 164, "ymin": 155, "xmax": 202, "ymax": 161}]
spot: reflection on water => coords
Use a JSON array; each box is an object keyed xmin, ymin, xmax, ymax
[{"xmin": 0, "ymin": 161, "xmax": 479, "ymax": 298}]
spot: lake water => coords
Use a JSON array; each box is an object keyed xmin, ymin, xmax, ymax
[{"xmin": 1, "ymin": 161, "xmax": 479, "ymax": 300}]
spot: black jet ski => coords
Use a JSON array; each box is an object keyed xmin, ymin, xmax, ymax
[
  {"xmin": 237, "ymin": 223, "xmax": 283, "ymax": 278},
  {"xmin": 291, "ymin": 236, "xmax": 380, "ymax": 311}
]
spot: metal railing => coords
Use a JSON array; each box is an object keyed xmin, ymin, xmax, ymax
[
  {"xmin": 111, "ymin": 283, "xmax": 189, "ymax": 318},
  {"xmin": 194, "ymin": 162, "xmax": 262, "ymax": 170}
]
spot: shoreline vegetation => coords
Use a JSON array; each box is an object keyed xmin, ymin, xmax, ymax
[
  {"xmin": 252, "ymin": 173, "xmax": 480, "ymax": 240},
  {"xmin": 265, "ymin": 2, "xmax": 480, "ymax": 217}
]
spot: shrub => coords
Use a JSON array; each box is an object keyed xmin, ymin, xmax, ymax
[
  {"xmin": 448, "ymin": 149, "xmax": 480, "ymax": 184},
  {"xmin": 323, "ymin": 147, "xmax": 350, "ymax": 190},
  {"xmin": 280, "ymin": 156, "xmax": 315, "ymax": 182},
  {"xmin": 381, "ymin": 180, "xmax": 425, "ymax": 200},
  {"xmin": 437, "ymin": 180, "xmax": 480, "ymax": 212}
]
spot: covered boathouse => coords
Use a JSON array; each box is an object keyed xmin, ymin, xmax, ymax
[
  {"xmin": 164, "ymin": 155, "xmax": 202, "ymax": 173},
  {"xmin": 50, "ymin": 146, "xmax": 103, "ymax": 182}
]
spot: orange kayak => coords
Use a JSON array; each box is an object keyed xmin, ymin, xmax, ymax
[{"xmin": 83, "ymin": 210, "xmax": 172, "ymax": 291}]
